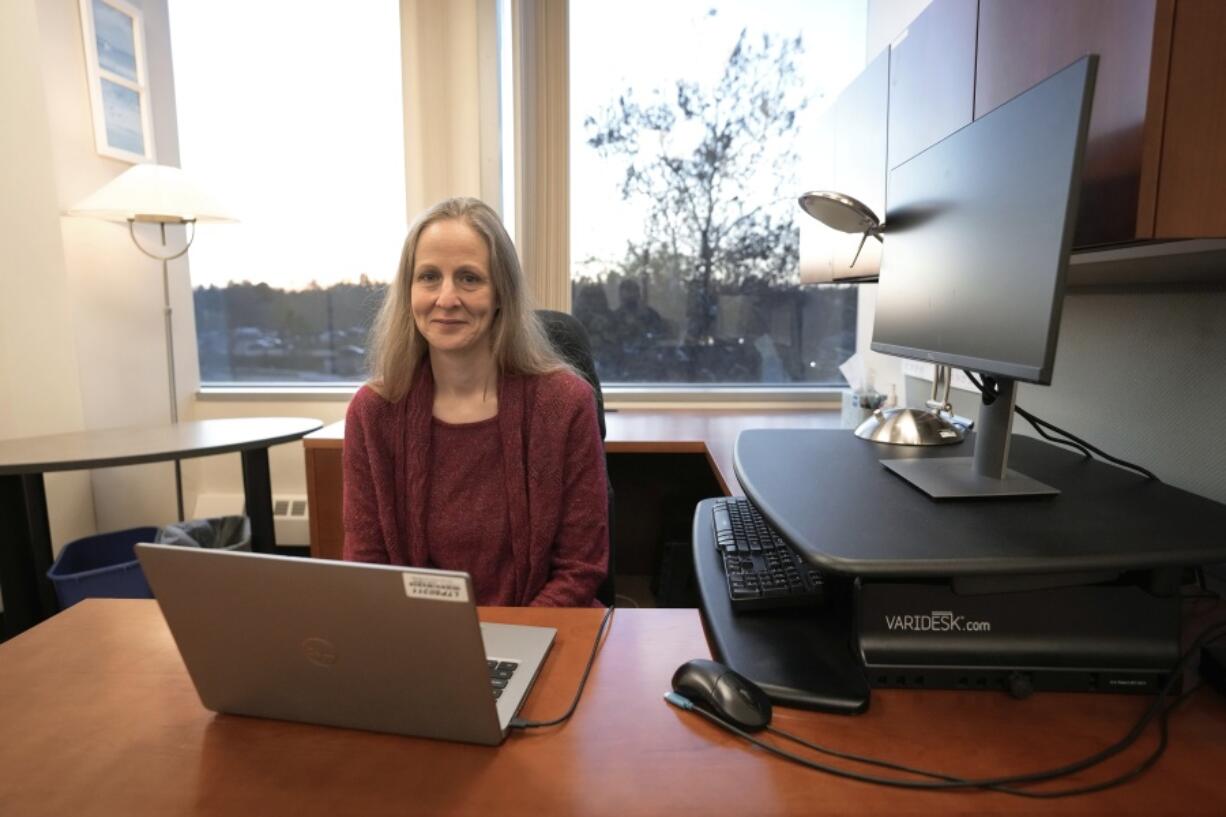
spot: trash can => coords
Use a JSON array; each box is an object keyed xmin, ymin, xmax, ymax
[
  {"xmin": 46, "ymin": 526, "xmax": 159, "ymax": 609},
  {"xmin": 156, "ymin": 515, "xmax": 251, "ymax": 553},
  {"xmin": 46, "ymin": 515, "xmax": 251, "ymax": 610}
]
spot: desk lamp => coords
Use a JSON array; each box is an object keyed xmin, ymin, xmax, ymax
[
  {"xmin": 798, "ymin": 190, "xmax": 965, "ymax": 446},
  {"xmin": 70, "ymin": 163, "xmax": 237, "ymax": 518}
]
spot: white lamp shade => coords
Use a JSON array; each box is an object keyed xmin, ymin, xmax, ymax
[{"xmin": 69, "ymin": 163, "xmax": 237, "ymax": 223}]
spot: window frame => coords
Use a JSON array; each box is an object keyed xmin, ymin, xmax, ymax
[
  {"xmin": 191, "ymin": 0, "xmax": 857, "ymax": 403},
  {"xmin": 555, "ymin": 0, "xmax": 859, "ymax": 400}
]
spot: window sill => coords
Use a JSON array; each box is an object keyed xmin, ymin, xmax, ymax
[
  {"xmin": 196, "ymin": 384, "xmax": 846, "ymax": 409},
  {"xmin": 603, "ymin": 386, "xmax": 842, "ymax": 411},
  {"xmin": 197, "ymin": 385, "xmax": 361, "ymax": 402}
]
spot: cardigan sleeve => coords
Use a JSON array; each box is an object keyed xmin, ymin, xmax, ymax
[
  {"xmin": 342, "ymin": 386, "xmax": 391, "ymax": 563},
  {"xmin": 529, "ymin": 376, "xmax": 609, "ymax": 607}
]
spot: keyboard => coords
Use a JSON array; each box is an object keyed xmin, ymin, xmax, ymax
[
  {"xmin": 487, "ymin": 659, "xmax": 519, "ymax": 699},
  {"xmin": 712, "ymin": 497, "xmax": 825, "ymax": 612}
]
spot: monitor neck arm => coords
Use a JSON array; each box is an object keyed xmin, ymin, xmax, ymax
[{"xmin": 973, "ymin": 376, "xmax": 1018, "ymax": 480}]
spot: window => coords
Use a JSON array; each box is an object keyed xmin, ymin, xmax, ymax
[
  {"xmin": 569, "ymin": 1, "xmax": 866, "ymax": 388},
  {"xmin": 169, "ymin": 1, "xmax": 405, "ymax": 385}
]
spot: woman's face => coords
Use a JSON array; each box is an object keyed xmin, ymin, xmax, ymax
[{"xmin": 410, "ymin": 218, "xmax": 498, "ymax": 357}]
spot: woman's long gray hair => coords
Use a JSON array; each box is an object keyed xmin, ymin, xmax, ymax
[{"xmin": 366, "ymin": 197, "xmax": 568, "ymax": 402}]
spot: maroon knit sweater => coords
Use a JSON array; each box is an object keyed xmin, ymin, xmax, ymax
[{"xmin": 342, "ymin": 362, "xmax": 609, "ymax": 606}]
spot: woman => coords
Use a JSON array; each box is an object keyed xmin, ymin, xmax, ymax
[{"xmin": 343, "ymin": 197, "xmax": 609, "ymax": 607}]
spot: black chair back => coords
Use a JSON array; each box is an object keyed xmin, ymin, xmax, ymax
[{"xmin": 537, "ymin": 310, "xmax": 615, "ymax": 606}]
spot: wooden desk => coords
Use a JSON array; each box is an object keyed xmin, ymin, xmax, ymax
[
  {"xmin": 2, "ymin": 600, "xmax": 1224, "ymax": 816},
  {"xmin": 303, "ymin": 410, "xmax": 839, "ymax": 560},
  {"xmin": 0, "ymin": 417, "xmax": 322, "ymax": 637}
]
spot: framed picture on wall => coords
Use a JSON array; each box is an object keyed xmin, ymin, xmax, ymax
[{"xmin": 78, "ymin": 0, "xmax": 157, "ymax": 163}]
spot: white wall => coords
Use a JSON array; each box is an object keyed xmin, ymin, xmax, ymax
[
  {"xmin": 37, "ymin": 0, "xmax": 202, "ymax": 533},
  {"xmin": 1, "ymin": 0, "xmax": 318, "ymax": 560},
  {"xmin": 0, "ymin": 0, "xmax": 97, "ymax": 554},
  {"xmin": 907, "ymin": 291, "xmax": 1226, "ymax": 504},
  {"xmin": 191, "ymin": 399, "xmax": 345, "ymax": 516}
]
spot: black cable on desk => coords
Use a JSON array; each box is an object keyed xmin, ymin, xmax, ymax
[
  {"xmin": 667, "ymin": 620, "xmax": 1226, "ymax": 797},
  {"xmin": 764, "ymin": 683, "xmax": 1196, "ymax": 798},
  {"xmin": 682, "ymin": 693, "xmax": 1180, "ymax": 797},
  {"xmin": 510, "ymin": 604, "xmax": 615, "ymax": 730}
]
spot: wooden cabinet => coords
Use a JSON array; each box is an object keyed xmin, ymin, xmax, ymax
[
  {"xmin": 886, "ymin": 0, "xmax": 978, "ymax": 171},
  {"xmin": 802, "ymin": 0, "xmax": 1226, "ymax": 285},
  {"xmin": 304, "ymin": 443, "xmax": 343, "ymax": 559},
  {"xmin": 799, "ymin": 48, "xmax": 890, "ymax": 283},
  {"xmin": 976, "ymin": 0, "xmax": 1226, "ymax": 246},
  {"xmin": 831, "ymin": 48, "xmax": 889, "ymax": 279},
  {"xmin": 975, "ymin": 0, "xmax": 1162, "ymax": 247},
  {"xmin": 804, "ymin": 0, "xmax": 972, "ymax": 284},
  {"xmin": 1151, "ymin": 0, "xmax": 1226, "ymax": 238},
  {"xmin": 797, "ymin": 107, "xmax": 837, "ymax": 285}
]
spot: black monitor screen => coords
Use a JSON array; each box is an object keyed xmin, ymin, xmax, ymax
[{"xmin": 871, "ymin": 56, "xmax": 1096, "ymax": 385}]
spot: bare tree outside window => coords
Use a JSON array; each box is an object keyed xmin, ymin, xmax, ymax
[{"xmin": 572, "ymin": 13, "xmax": 858, "ymax": 387}]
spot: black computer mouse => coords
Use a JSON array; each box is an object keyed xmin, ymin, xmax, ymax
[{"xmin": 671, "ymin": 658, "xmax": 772, "ymax": 731}]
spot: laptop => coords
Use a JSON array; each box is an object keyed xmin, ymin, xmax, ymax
[{"xmin": 135, "ymin": 543, "xmax": 555, "ymax": 746}]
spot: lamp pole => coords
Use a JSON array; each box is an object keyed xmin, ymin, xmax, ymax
[
  {"xmin": 129, "ymin": 216, "xmax": 196, "ymax": 521},
  {"xmin": 69, "ymin": 164, "xmax": 237, "ymax": 522}
]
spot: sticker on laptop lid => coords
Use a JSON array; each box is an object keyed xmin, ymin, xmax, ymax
[{"xmin": 403, "ymin": 573, "xmax": 469, "ymax": 603}]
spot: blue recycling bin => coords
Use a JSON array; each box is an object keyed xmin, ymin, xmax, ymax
[
  {"xmin": 46, "ymin": 527, "xmax": 159, "ymax": 609},
  {"xmin": 46, "ymin": 516, "xmax": 252, "ymax": 610}
]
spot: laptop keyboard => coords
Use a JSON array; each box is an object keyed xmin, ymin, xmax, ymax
[{"xmin": 487, "ymin": 659, "xmax": 519, "ymax": 699}]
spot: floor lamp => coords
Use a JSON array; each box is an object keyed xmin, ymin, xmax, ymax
[
  {"xmin": 70, "ymin": 164, "xmax": 236, "ymax": 519},
  {"xmin": 798, "ymin": 190, "xmax": 966, "ymax": 446}
]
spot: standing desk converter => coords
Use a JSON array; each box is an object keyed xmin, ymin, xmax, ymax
[{"xmin": 695, "ymin": 429, "xmax": 1226, "ymax": 712}]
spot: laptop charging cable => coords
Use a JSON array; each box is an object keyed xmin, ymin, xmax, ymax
[{"xmin": 510, "ymin": 604, "xmax": 616, "ymax": 731}]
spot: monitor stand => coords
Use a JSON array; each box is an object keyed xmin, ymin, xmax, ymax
[{"xmin": 881, "ymin": 377, "xmax": 1060, "ymax": 499}]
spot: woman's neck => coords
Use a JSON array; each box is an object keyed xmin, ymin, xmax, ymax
[{"xmin": 428, "ymin": 347, "xmax": 499, "ymax": 422}]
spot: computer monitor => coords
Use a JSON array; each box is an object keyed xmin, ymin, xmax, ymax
[{"xmin": 871, "ymin": 55, "xmax": 1098, "ymax": 499}]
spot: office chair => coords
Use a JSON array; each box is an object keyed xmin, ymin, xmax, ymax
[{"xmin": 537, "ymin": 309, "xmax": 615, "ymax": 607}]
